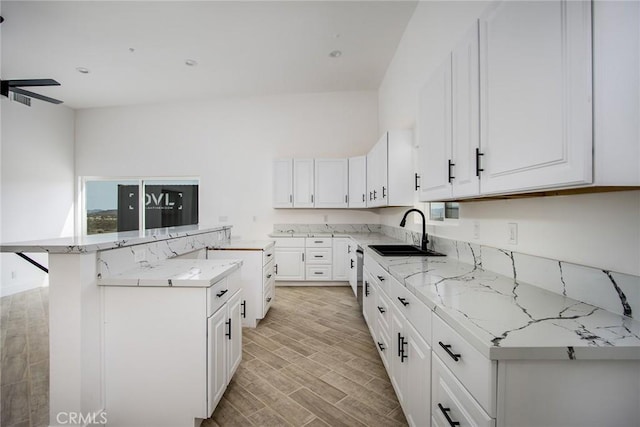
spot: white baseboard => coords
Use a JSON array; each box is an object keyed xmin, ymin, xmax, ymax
[{"xmin": 275, "ymin": 281, "xmax": 348, "ymax": 287}]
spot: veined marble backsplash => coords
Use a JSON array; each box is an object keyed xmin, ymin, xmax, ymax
[
  {"xmin": 97, "ymin": 228, "xmax": 231, "ymax": 279},
  {"xmin": 273, "ymin": 223, "xmax": 381, "ymax": 234},
  {"xmin": 380, "ymin": 224, "xmax": 639, "ymax": 319}
]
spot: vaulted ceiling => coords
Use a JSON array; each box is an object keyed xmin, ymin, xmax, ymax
[{"xmin": 1, "ymin": 1, "xmax": 417, "ymax": 109}]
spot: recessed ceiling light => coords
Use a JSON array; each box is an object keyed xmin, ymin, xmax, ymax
[
  {"xmin": 129, "ymin": 47, "xmax": 136, "ymax": 53},
  {"xmin": 76, "ymin": 67, "xmax": 90, "ymax": 74},
  {"xmin": 185, "ymin": 59, "xmax": 198, "ymax": 67},
  {"xmin": 329, "ymin": 50, "xmax": 342, "ymax": 58}
]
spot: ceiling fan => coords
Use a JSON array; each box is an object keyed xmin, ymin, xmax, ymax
[{"xmin": 0, "ymin": 79, "xmax": 64, "ymax": 105}]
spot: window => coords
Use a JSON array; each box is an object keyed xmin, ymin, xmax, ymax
[
  {"xmin": 429, "ymin": 202, "xmax": 459, "ymax": 221},
  {"xmin": 82, "ymin": 178, "xmax": 199, "ymax": 235}
]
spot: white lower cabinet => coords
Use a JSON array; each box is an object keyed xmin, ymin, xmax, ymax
[
  {"xmin": 104, "ymin": 271, "xmax": 242, "ymax": 427},
  {"xmin": 274, "ymin": 238, "xmax": 306, "ymax": 281}
]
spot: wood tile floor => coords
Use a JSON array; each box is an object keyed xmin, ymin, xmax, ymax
[
  {"xmin": 205, "ymin": 286, "xmax": 407, "ymax": 427},
  {"xmin": 0, "ymin": 286, "xmax": 406, "ymax": 427}
]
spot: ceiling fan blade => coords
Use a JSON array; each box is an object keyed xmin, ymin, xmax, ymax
[
  {"xmin": 7, "ymin": 79, "xmax": 60, "ymax": 88},
  {"xmin": 10, "ymin": 87, "xmax": 63, "ymax": 105}
]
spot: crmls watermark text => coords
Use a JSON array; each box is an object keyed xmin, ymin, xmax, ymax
[{"xmin": 56, "ymin": 412, "xmax": 107, "ymax": 425}]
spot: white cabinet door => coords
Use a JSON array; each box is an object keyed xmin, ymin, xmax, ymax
[
  {"xmin": 332, "ymin": 238, "xmax": 349, "ymax": 281},
  {"xmin": 367, "ymin": 135, "xmax": 387, "ymax": 207},
  {"xmin": 315, "ymin": 158, "xmax": 348, "ymax": 208},
  {"xmin": 390, "ymin": 304, "xmax": 407, "ymax": 407},
  {"xmin": 348, "ymin": 156, "xmax": 367, "ymax": 208},
  {"xmin": 227, "ymin": 290, "xmax": 242, "ymax": 378},
  {"xmin": 273, "ymin": 159, "xmax": 293, "ymax": 208},
  {"xmin": 451, "ymin": 21, "xmax": 481, "ymax": 199},
  {"xmin": 274, "ymin": 247, "xmax": 305, "ymax": 281},
  {"xmin": 479, "ymin": 0, "xmax": 592, "ymax": 194},
  {"xmin": 362, "ymin": 271, "xmax": 377, "ymax": 336},
  {"xmin": 293, "ymin": 159, "xmax": 315, "ymax": 208},
  {"xmin": 348, "ymin": 249, "xmax": 357, "ymax": 297},
  {"xmin": 207, "ymin": 306, "xmax": 227, "ymax": 415},
  {"xmin": 405, "ymin": 321, "xmax": 431, "ymax": 427},
  {"xmin": 417, "ymin": 55, "xmax": 453, "ymax": 202}
]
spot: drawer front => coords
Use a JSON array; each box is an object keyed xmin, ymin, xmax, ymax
[
  {"xmin": 376, "ymin": 290, "xmax": 391, "ymax": 337},
  {"xmin": 274, "ymin": 237, "xmax": 305, "ymax": 248},
  {"xmin": 263, "ymin": 260, "xmax": 275, "ymax": 282},
  {"xmin": 263, "ymin": 278, "xmax": 275, "ymax": 315},
  {"xmin": 366, "ymin": 257, "xmax": 390, "ymax": 294},
  {"xmin": 206, "ymin": 277, "xmax": 230, "ymax": 316},
  {"xmin": 432, "ymin": 355, "xmax": 495, "ymax": 427},
  {"xmin": 305, "ymin": 237, "xmax": 332, "ymax": 248},
  {"xmin": 305, "ymin": 247, "xmax": 332, "ymax": 264},
  {"xmin": 433, "ymin": 314, "xmax": 496, "ymax": 416},
  {"xmin": 263, "ymin": 245, "xmax": 275, "ymax": 265},
  {"xmin": 388, "ymin": 277, "xmax": 431, "ymax": 345},
  {"xmin": 375, "ymin": 318, "xmax": 391, "ymax": 371},
  {"xmin": 305, "ymin": 265, "xmax": 333, "ymax": 281}
]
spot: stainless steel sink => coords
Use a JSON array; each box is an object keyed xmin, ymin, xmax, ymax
[{"xmin": 369, "ymin": 244, "xmax": 445, "ymax": 257}]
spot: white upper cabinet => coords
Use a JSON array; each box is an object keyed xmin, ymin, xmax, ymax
[
  {"xmin": 416, "ymin": 20, "xmax": 485, "ymax": 202},
  {"xmin": 348, "ymin": 156, "xmax": 367, "ymax": 208},
  {"xmin": 314, "ymin": 158, "xmax": 348, "ymax": 208},
  {"xmin": 479, "ymin": 0, "xmax": 593, "ymax": 194},
  {"xmin": 293, "ymin": 159, "xmax": 314, "ymax": 208},
  {"xmin": 368, "ymin": 131, "xmax": 414, "ymax": 207},
  {"xmin": 272, "ymin": 159, "xmax": 293, "ymax": 208},
  {"xmin": 451, "ymin": 21, "xmax": 481, "ymax": 198},
  {"xmin": 417, "ymin": 55, "xmax": 453, "ymax": 202}
]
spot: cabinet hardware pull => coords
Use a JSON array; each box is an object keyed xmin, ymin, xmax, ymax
[
  {"xmin": 364, "ymin": 281, "xmax": 370, "ymax": 296},
  {"xmin": 369, "ymin": 191, "xmax": 373, "ymax": 201},
  {"xmin": 345, "ymin": 195, "xmax": 348, "ymax": 203},
  {"xmin": 347, "ymin": 245, "xmax": 351, "ymax": 254},
  {"xmin": 448, "ymin": 159, "xmax": 455, "ymax": 183},
  {"xmin": 377, "ymin": 306, "xmax": 386, "ymax": 314},
  {"xmin": 266, "ymin": 274, "xmax": 272, "ymax": 279},
  {"xmin": 274, "ymin": 264, "xmax": 278, "ymax": 274},
  {"xmin": 289, "ymin": 194, "xmax": 293, "ymax": 203},
  {"xmin": 438, "ymin": 404, "xmax": 460, "ymax": 427},
  {"xmin": 382, "ymin": 186, "xmax": 386, "ymax": 198},
  {"xmin": 475, "ymin": 148, "xmax": 484, "ymax": 177},
  {"xmin": 438, "ymin": 341, "xmax": 461, "ymax": 362},
  {"xmin": 266, "ymin": 253, "xmax": 272, "ymax": 257},
  {"xmin": 314, "ymin": 255, "xmax": 323, "ymax": 258},
  {"xmin": 314, "ymin": 271, "xmax": 323, "ymax": 275},
  {"xmin": 302, "ymin": 253, "xmax": 305, "ymax": 262},
  {"xmin": 314, "ymin": 240, "xmax": 323, "ymax": 243},
  {"xmin": 397, "ymin": 297, "xmax": 409, "ymax": 307},
  {"xmin": 377, "ymin": 275, "xmax": 385, "ymax": 281},
  {"xmin": 241, "ymin": 301, "xmax": 246, "ymax": 318},
  {"xmin": 415, "ymin": 173, "xmax": 420, "ymax": 190},
  {"xmin": 377, "ymin": 342, "xmax": 386, "ymax": 352},
  {"xmin": 373, "ymin": 189, "xmax": 377, "ymax": 200},
  {"xmin": 216, "ymin": 289, "xmax": 228, "ymax": 298},
  {"xmin": 266, "ymin": 297, "xmax": 272, "ymax": 303},
  {"xmin": 362, "ymin": 194, "xmax": 365, "ymax": 202},
  {"xmin": 397, "ymin": 333, "xmax": 408, "ymax": 362},
  {"xmin": 225, "ymin": 319, "xmax": 231, "ymax": 340},
  {"xmin": 350, "ymin": 259, "xmax": 354, "ymax": 269}
]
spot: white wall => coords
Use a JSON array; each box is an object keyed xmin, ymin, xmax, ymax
[
  {"xmin": 0, "ymin": 98, "xmax": 76, "ymax": 296},
  {"xmin": 75, "ymin": 91, "xmax": 381, "ymax": 240},
  {"xmin": 378, "ymin": 0, "xmax": 640, "ymax": 277}
]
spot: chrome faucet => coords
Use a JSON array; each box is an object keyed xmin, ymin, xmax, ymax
[{"xmin": 399, "ymin": 208, "xmax": 428, "ymax": 251}]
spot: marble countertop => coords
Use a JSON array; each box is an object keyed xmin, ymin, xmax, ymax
[
  {"xmin": 210, "ymin": 240, "xmax": 275, "ymax": 251},
  {"xmin": 366, "ymin": 250, "xmax": 640, "ymax": 361},
  {"xmin": 0, "ymin": 224, "xmax": 231, "ymax": 254},
  {"xmin": 98, "ymin": 258, "xmax": 242, "ymax": 287}
]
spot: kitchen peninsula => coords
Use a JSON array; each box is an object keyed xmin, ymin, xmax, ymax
[{"xmin": 0, "ymin": 225, "xmax": 234, "ymax": 427}]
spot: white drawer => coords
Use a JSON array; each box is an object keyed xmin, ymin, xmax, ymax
[
  {"xmin": 376, "ymin": 290, "xmax": 391, "ymax": 337},
  {"xmin": 375, "ymin": 318, "xmax": 391, "ymax": 371},
  {"xmin": 365, "ymin": 256, "xmax": 390, "ymax": 294},
  {"xmin": 206, "ymin": 271, "xmax": 240, "ymax": 317},
  {"xmin": 305, "ymin": 265, "xmax": 332, "ymax": 281},
  {"xmin": 305, "ymin": 247, "xmax": 332, "ymax": 264},
  {"xmin": 433, "ymin": 314, "xmax": 497, "ymax": 417},
  {"xmin": 432, "ymin": 355, "xmax": 495, "ymax": 427},
  {"xmin": 263, "ymin": 260, "xmax": 275, "ymax": 282},
  {"xmin": 274, "ymin": 237, "xmax": 305, "ymax": 248},
  {"xmin": 388, "ymin": 276, "xmax": 431, "ymax": 345},
  {"xmin": 263, "ymin": 245, "xmax": 275, "ymax": 265},
  {"xmin": 263, "ymin": 278, "xmax": 275, "ymax": 314},
  {"xmin": 305, "ymin": 237, "xmax": 332, "ymax": 248}
]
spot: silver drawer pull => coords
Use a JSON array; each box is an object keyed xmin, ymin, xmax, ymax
[
  {"xmin": 266, "ymin": 297, "xmax": 272, "ymax": 302},
  {"xmin": 314, "ymin": 255, "xmax": 323, "ymax": 258},
  {"xmin": 314, "ymin": 240, "xmax": 323, "ymax": 243},
  {"xmin": 314, "ymin": 272, "xmax": 324, "ymax": 275}
]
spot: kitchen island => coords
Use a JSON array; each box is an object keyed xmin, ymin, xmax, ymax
[{"xmin": 0, "ymin": 225, "xmax": 233, "ymax": 427}]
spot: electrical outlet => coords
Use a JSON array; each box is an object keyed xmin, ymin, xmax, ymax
[
  {"xmin": 473, "ymin": 221, "xmax": 480, "ymax": 239},
  {"xmin": 134, "ymin": 249, "xmax": 146, "ymax": 263},
  {"xmin": 508, "ymin": 223, "xmax": 518, "ymax": 244}
]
